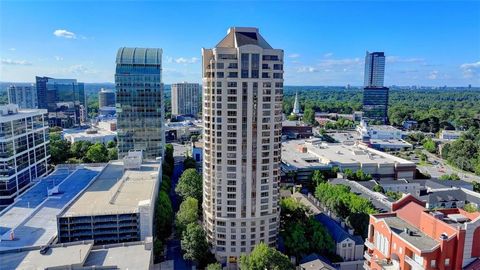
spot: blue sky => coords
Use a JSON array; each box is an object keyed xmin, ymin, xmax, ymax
[{"xmin": 0, "ymin": 0, "xmax": 479, "ymax": 86}]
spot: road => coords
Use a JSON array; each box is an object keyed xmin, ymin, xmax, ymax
[
  {"xmin": 164, "ymin": 156, "xmax": 194, "ymax": 270},
  {"xmin": 417, "ymin": 150, "xmax": 480, "ymax": 183}
]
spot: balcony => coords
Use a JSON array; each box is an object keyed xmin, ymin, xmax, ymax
[
  {"xmin": 365, "ymin": 239, "xmax": 375, "ymax": 249},
  {"xmin": 376, "ymin": 259, "xmax": 400, "ymax": 270},
  {"xmin": 364, "ymin": 251, "xmax": 373, "ymax": 261},
  {"xmin": 405, "ymin": 255, "xmax": 424, "ymax": 270}
]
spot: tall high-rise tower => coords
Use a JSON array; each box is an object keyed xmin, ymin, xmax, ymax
[
  {"xmin": 115, "ymin": 47, "xmax": 165, "ymax": 159},
  {"xmin": 364, "ymin": 51, "xmax": 385, "ymax": 87},
  {"xmin": 363, "ymin": 51, "xmax": 389, "ymax": 124},
  {"xmin": 171, "ymin": 82, "xmax": 201, "ymax": 117},
  {"xmin": 202, "ymin": 27, "xmax": 283, "ymax": 266}
]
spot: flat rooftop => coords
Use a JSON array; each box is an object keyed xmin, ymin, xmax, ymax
[
  {"xmin": 84, "ymin": 242, "xmax": 151, "ymax": 269},
  {"xmin": 282, "ymin": 140, "xmax": 413, "ymax": 169},
  {"xmin": 0, "ymin": 240, "xmax": 151, "ymax": 270},
  {"xmin": 60, "ymin": 160, "xmax": 160, "ymax": 217},
  {"xmin": 0, "ymin": 168, "xmax": 101, "ymax": 251},
  {"xmin": 367, "ymin": 125, "xmax": 402, "ymax": 132},
  {"xmin": 382, "ymin": 215, "xmax": 439, "ymax": 251},
  {"xmin": 370, "ymin": 139, "xmax": 412, "ymax": 147},
  {"xmin": 0, "ymin": 108, "xmax": 48, "ymax": 122}
]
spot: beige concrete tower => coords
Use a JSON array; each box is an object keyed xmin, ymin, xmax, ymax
[{"xmin": 202, "ymin": 27, "xmax": 283, "ymax": 267}]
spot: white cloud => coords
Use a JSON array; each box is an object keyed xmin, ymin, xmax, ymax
[
  {"xmin": 386, "ymin": 56, "xmax": 425, "ymax": 64},
  {"xmin": 54, "ymin": 56, "xmax": 63, "ymax": 61},
  {"xmin": 1, "ymin": 58, "xmax": 32, "ymax": 65},
  {"xmin": 174, "ymin": 57, "xmax": 199, "ymax": 64},
  {"xmin": 323, "ymin": 52, "xmax": 333, "ymax": 58},
  {"xmin": 296, "ymin": 66, "xmax": 318, "ymax": 73},
  {"xmin": 53, "ymin": 29, "xmax": 77, "ymax": 39},
  {"xmin": 318, "ymin": 57, "xmax": 362, "ymax": 68},
  {"xmin": 68, "ymin": 64, "xmax": 96, "ymax": 75},
  {"xmin": 460, "ymin": 61, "xmax": 480, "ymax": 78},
  {"xmin": 428, "ymin": 70, "xmax": 439, "ymax": 80},
  {"xmin": 8, "ymin": 48, "xmax": 16, "ymax": 51},
  {"xmin": 288, "ymin": 53, "xmax": 300, "ymax": 58}
]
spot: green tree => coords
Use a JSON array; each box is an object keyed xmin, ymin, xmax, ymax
[
  {"xmin": 85, "ymin": 143, "xmax": 109, "ymax": 163},
  {"xmin": 311, "ymin": 170, "xmax": 326, "ymax": 186},
  {"xmin": 306, "ymin": 218, "xmax": 335, "ymax": 254},
  {"xmin": 175, "ymin": 197, "xmax": 199, "ymax": 236},
  {"xmin": 49, "ymin": 133, "xmax": 71, "ymax": 164},
  {"xmin": 183, "ymin": 156, "xmax": 197, "ymax": 170},
  {"xmin": 464, "ymin": 203, "xmax": 478, "ymax": 213},
  {"xmin": 206, "ymin": 263, "xmax": 222, "ymax": 270},
  {"xmin": 239, "ymin": 242, "xmax": 294, "ymax": 270},
  {"xmin": 163, "ymin": 161, "xmax": 173, "ymax": 177},
  {"xmin": 423, "ymin": 138, "xmax": 436, "ymax": 153},
  {"xmin": 283, "ymin": 222, "xmax": 309, "ymax": 258},
  {"xmin": 155, "ymin": 191, "xmax": 173, "ymax": 240},
  {"xmin": 107, "ymin": 140, "xmax": 116, "ymax": 148},
  {"xmin": 373, "ymin": 184, "xmax": 384, "ymax": 193},
  {"xmin": 385, "ymin": 191, "xmax": 402, "ymax": 201},
  {"xmin": 181, "ymin": 223, "xmax": 210, "ymax": 263},
  {"xmin": 176, "ymin": 168, "xmax": 203, "ymax": 202},
  {"xmin": 70, "ymin": 141, "xmax": 93, "ymax": 159},
  {"xmin": 107, "ymin": 147, "xmax": 118, "ymax": 160},
  {"xmin": 287, "ymin": 114, "xmax": 298, "ymax": 121},
  {"xmin": 473, "ymin": 181, "xmax": 480, "ymax": 193},
  {"xmin": 303, "ymin": 106, "xmax": 316, "ymax": 125},
  {"xmin": 153, "ymin": 238, "xmax": 163, "ymax": 263}
]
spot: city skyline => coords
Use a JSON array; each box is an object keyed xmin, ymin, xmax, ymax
[{"xmin": 1, "ymin": 1, "xmax": 479, "ymax": 86}]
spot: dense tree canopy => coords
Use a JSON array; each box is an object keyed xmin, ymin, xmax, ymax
[
  {"xmin": 239, "ymin": 242, "xmax": 294, "ymax": 270},
  {"xmin": 181, "ymin": 223, "xmax": 210, "ymax": 264},
  {"xmin": 283, "ymin": 87, "xmax": 480, "ymax": 132},
  {"xmin": 441, "ymin": 127, "xmax": 480, "ymax": 175},
  {"xmin": 155, "ymin": 191, "xmax": 173, "ymax": 241},
  {"xmin": 315, "ymin": 183, "xmax": 377, "ymax": 237},
  {"xmin": 176, "ymin": 168, "xmax": 203, "ymax": 202},
  {"xmin": 175, "ymin": 197, "xmax": 199, "ymax": 237}
]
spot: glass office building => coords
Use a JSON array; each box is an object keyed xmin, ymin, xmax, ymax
[
  {"xmin": 115, "ymin": 47, "xmax": 164, "ymax": 159},
  {"xmin": 0, "ymin": 104, "xmax": 50, "ymax": 209},
  {"xmin": 363, "ymin": 87, "xmax": 389, "ymax": 124},
  {"xmin": 35, "ymin": 77, "xmax": 86, "ymax": 128}
]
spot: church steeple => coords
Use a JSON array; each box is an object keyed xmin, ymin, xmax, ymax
[{"xmin": 292, "ymin": 91, "xmax": 300, "ymax": 115}]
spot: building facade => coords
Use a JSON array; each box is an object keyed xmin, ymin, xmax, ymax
[
  {"xmin": 57, "ymin": 154, "xmax": 161, "ymax": 245},
  {"xmin": 363, "ymin": 51, "xmax": 389, "ymax": 124},
  {"xmin": 115, "ymin": 47, "xmax": 165, "ymax": 159},
  {"xmin": 0, "ymin": 104, "xmax": 49, "ymax": 208},
  {"xmin": 202, "ymin": 27, "xmax": 283, "ymax": 266},
  {"xmin": 7, "ymin": 85, "xmax": 38, "ymax": 109},
  {"xmin": 171, "ymin": 82, "xmax": 201, "ymax": 117},
  {"xmin": 364, "ymin": 51, "xmax": 385, "ymax": 88},
  {"xmin": 363, "ymin": 87, "xmax": 389, "ymax": 124},
  {"xmin": 35, "ymin": 76, "xmax": 86, "ymax": 128},
  {"xmin": 365, "ymin": 195, "xmax": 480, "ymax": 270},
  {"xmin": 98, "ymin": 88, "xmax": 116, "ymax": 107}
]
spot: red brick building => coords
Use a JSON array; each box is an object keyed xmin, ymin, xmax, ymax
[{"xmin": 364, "ymin": 195, "xmax": 480, "ymax": 270}]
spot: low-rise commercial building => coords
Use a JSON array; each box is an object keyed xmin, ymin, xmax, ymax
[
  {"xmin": 0, "ymin": 104, "xmax": 50, "ymax": 208},
  {"xmin": 281, "ymin": 139, "xmax": 416, "ymax": 183},
  {"xmin": 282, "ymin": 120, "xmax": 313, "ymax": 139},
  {"xmin": 57, "ymin": 153, "xmax": 161, "ymax": 244},
  {"xmin": 365, "ymin": 195, "xmax": 480, "ymax": 270},
  {"xmin": 62, "ymin": 127, "xmax": 117, "ymax": 144},
  {"xmin": 165, "ymin": 120, "xmax": 202, "ymax": 143},
  {"xmin": 0, "ymin": 239, "xmax": 152, "ymax": 270},
  {"xmin": 0, "ymin": 167, "xmax": 101, "ymax": 251}
]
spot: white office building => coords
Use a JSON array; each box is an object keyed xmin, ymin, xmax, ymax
[
  {"xmin": 171, "ymin": 82, "xmax": 201, "ymax": 117},
  {"xmin": 7, "ymin": 85, "xmax": 38, "ymax": 109},
  {"xmin": 0, "ymin": 104, "xmax": 49, "ymax": 208},
  {"xmin": 202, "ymin": 27, "xmax": 283, "ymax": 266},
  {"xmin": 364, "ymin": 51, "xmax": 385, "ymax": 87}
]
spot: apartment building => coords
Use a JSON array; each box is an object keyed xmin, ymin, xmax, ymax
[
  {"xmin": 202, "ymin": 27, "xmax": 283, "ymax": 266},
  {"xmin": 365, "ymin": 195, "xmax": 480, "ymax": 270}
]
